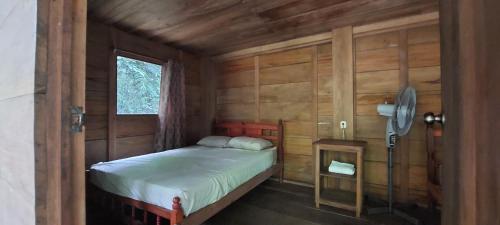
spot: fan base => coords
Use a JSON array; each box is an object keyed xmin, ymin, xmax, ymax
[{"xmin": 368, "ymin": 206, "xmax": 421, "ymax": 225}]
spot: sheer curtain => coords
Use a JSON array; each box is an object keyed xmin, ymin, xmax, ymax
[{"xmin": 154, "ymin": 59, "xmax": 186, "ymax": 151}]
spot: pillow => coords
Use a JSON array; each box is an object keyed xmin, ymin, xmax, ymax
[
  {"xmin": 197, "ymin": 136, "xmax": 232, "ymax": 148},
  {"xmin": 227, "ymin": 136, "xmax": 273, "ymax": 151}
]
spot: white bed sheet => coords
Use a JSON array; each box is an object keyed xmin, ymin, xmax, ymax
[{"xmin": 89, "ymin": 145, "xmax": 276, "ymax": 215}]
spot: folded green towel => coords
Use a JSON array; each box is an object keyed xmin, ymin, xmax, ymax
[{"xmin": 328, "ymin": 160, "xmax": 355, "ymax": 175}]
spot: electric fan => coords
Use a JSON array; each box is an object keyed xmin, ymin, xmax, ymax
[{"xmin": 368, "ymin": 86, "xmax": 420, "ymax": 225}]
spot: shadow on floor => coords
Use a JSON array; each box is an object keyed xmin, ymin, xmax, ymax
[{"xmin": 87, "ymin": 180, "xmax": 440, "ymax": 225}]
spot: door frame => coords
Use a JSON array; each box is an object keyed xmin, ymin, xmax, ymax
[
  {"xmin": 440, "ymin": 0, "xmax": 500, "ymax": 225},
  {"xmin": 35, "ymin": 0, "xmax": 87, "ymax": 224}
]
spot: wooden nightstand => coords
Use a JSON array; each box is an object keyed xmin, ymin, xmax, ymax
[{"xmin": 314, "ymin": 139, "xmax": 366, "ymax": 217}]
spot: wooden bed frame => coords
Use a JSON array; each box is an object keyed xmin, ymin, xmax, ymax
[{"xmin": 89, "ymin": 120, "xmax": 284, "ymax": 225}]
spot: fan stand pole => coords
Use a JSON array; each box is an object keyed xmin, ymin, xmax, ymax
[{"xmin": 367, "ymin": 146, "xmax": 421, "ymax": 225}]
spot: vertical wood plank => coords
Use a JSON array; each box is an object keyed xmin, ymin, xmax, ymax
[
  {"xmin": 439, "ymin": 1, "xmax": 500, "ymax": 224},
  {"xmin": 332, "ymin": 26, "xmax": 354, "ymax": 191},
  {"xmin": 312, "ymin": 46, "xmax": 319, "ymax": 183},
  {"xmin": 356, "ymin": 150, "xmax": 363, "ymax": 217},
  {"xmin": 60, "ymin": 0, "xmax": 75, "ymax": 223},
  {"xmin": 314, "ymin": 145, "xmax": 320, "ymax": 208},
  {"xmin": 398, "ymin": 30, "xmax": 410, "ymax": 203},
  {"xmin": 200, "ymin": 57, "xmax": 217, "ymax": 136},
  {"xmin": 254, "ymin": 56, "xmax": 260, "ymax": 122},
  {"xmin": 399, "ymin": 31, "xmax": 409, "ymax": 86},
  {"xmin": 108, "ymin": 31, "xmax": 117, "ymax": 161},
  {"xmin": 332, "ymin": 26, "xmax": 354, "ymax": 139},
  {"xmin": 71, "ymin": 0, "xmax": 87, "ymax": 224},
  {"xmin": 39, "ymin": 0, "xmax": 66, "ymax": 223}
]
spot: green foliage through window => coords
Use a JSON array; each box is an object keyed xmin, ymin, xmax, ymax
[{"xmin": 117, "ymin": 56, "xmax": 162, "ymax": 114}]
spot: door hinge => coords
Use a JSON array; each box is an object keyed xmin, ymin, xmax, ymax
[{"xmin": 71, "ymin": 106, "xmax": 86, "ymax": 133}]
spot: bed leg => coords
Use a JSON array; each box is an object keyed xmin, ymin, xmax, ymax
[
  {"xmin": 121, "ymin": 202, "xmax": 125, "ymax": 216},
  {"xmin": 143, "ymin": 211, "xmax": 148, "ymax": 224},
  {"xmin": 170, "ymin": 197, "xmax": 184, "ymax": 225},
  {"xmin": 130, "ymin": 206, "xmax": 136, "ymax": 224},
  {"xmin": 279, "ymin": 164, "xmax": 284, "ymax": 184}
]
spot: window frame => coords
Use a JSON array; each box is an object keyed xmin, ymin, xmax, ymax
[{"xmin": 113, "ymin": 49, "xmax": 165, "ymax": 116}]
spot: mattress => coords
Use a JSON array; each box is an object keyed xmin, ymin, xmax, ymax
[{"xmin": 89, "ymin": 145, "xmax": 276, "ymax": 215}]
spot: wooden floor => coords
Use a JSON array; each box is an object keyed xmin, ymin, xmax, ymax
[{"xmin": 87, "ymin": 180, "xmax": 440, "ymax": 225}]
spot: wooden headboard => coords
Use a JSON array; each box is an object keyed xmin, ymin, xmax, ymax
[{"xmin": 214, "ymin": 120, "xmax": 284, "ymax": 166}]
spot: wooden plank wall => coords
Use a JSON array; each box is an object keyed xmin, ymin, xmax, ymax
[
  {"xmin": 85, "ymin": 20, "xmax": 202, "ymax": 168},
  {"xmin": 216, "ymin": 47, "xmax": 319, "ymax": 184},
  {"xmin": 354, "ymin": 24, "xmax": 441, "ymax": 203},
  {"xmin": 216, "ymin": 44, "xmax": 331, "ymax": 184},
  {"xmin": 214, "ymin": 19, "xmax": 441, "ymax": 204}
]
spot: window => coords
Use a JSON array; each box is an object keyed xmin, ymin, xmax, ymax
[{"xmin": 116, "ymin": 55, "xmax": 162, "ymax": 115}]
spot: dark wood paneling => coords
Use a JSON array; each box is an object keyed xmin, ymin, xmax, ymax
[
  {"xmin": 116, "ymin": 116, "xmax": 157, "ymax": 138},
  {"xmin": 354, "ymin": 25, "xmax": 441, "ymax": 203},
  {"xmin": 85, "ymin": 20, "xmax": 202, "ymax": 166},
  {"xmin": 115, "ymin": 135, "xmax": 155, "ymax": 159},
  {"xmin": 88, "ymin": 0, "xmax": 438, "ymax": 55},
  {"xmin": 216, "ymin": 46, "xmax": 315, "ymax": 184},
  {"xmin": 211, "ymin": 16, "xmax": 441, "ymax": 206},
  {"xmin": 85, "ymin": 115, "xmax": 107, "ymax": 140},
  {"xmin": 85, "ymin": 140, "xmax": 107, "ymax": 168}
]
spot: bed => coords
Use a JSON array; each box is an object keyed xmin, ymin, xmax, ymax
[{"xmin": 88, "ymin": 120, "xmax": 284, "ymax": 225}]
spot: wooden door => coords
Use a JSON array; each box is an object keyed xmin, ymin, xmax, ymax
[
  {"xmin": 69, "ymin": 0, "xmax": 87, "ymax": 224},
  {"xmin": 35, "ymin": 0, "xmax": 87, "ymax": 224},
  {"xmin": 440, "ymin": 0, "xmax": 500, "ymax": 224}
]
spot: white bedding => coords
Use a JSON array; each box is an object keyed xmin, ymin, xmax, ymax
[{"xmin": 89, "ymin": 145, "xmax": 276, "ymax": 215}]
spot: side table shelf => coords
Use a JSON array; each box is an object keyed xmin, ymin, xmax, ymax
[{"xmin": 314, "ymin": 139, "xmax": 366, "ymax": 217}]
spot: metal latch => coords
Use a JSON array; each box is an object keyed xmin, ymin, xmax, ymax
[{"xmin": 71, "ymin": 106, "xmax": 86, "ymax": 133}]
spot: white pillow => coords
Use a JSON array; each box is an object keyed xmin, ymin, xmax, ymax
[
  {"xmin": 227, "ymin": 136, "xmax": 273, "ymax": 151},
  {"xmin": 197, "ymin": 136, "xmax": 232, "ymax": 148}
]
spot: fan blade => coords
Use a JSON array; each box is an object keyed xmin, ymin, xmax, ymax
[{"xmin": 392, "ymin": 86, "xmax": 417, "ymax": 136}]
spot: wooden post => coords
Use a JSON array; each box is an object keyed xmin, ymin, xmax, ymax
[
  {"xmin": 170, "ymin": 197, "xmax": 184, "ymax": 225},
  {"xmin": 332, "ymin": 26, "xmax": 355, "ymax": 190},
  {"xmin": 108, "ymin": 46, "xmax": 117, "ymax": 161},
  {"xmin": 332, "ymin": 26, "xmax": 354, "ymax": 140}
]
